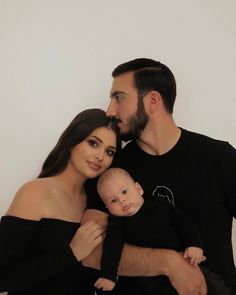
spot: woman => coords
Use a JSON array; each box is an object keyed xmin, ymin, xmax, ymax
[{"xmin": 0, "ymin": 108, "xmax": 120, "ymax": 294}]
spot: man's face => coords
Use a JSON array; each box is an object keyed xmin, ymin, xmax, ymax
[{"xmin": 107, "ymin": 72, "xmax": 148, "ymax": 141}]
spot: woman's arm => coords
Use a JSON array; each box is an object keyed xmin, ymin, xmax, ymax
[
  {"xmin": 0, "ymin": 182, "xmax": 103, "ymax": 292},
  {"xmin": 0, "ymin": 216, "xmax": 78, "ymax": 292},
  {"xmin": 81, "ymin": 209, "xmax": 207, "ymax": 295}
]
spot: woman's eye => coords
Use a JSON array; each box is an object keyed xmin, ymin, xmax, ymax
[
  {"xmin": 88, "ymin": 139, "xmax": 98, "ymax": 148},
  {"xmin": 106, "ymin": 149, "xmax": 115, "ymax": 157}
]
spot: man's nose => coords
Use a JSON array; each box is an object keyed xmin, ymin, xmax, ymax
[{"xmin": 106, "ymin": 100, "xmax": 117, "ymax": 117}]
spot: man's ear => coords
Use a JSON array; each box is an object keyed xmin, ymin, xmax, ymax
[
  {"xmin": 135, "ymin": 182, "xmax": 144, "ymax": 195},
  {"xmin": 146, "ymin": 91, "xmax": 161, "ymax": 113}
]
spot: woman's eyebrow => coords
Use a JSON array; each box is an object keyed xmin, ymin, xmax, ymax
[{"xmin": 90, "ymin": 136, "xmax": 117, "ymax": 150}]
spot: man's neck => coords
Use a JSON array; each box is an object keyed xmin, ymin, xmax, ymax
[{"xmin": 136, "ymin": 118, "xmax": 181, "ymax": 156}]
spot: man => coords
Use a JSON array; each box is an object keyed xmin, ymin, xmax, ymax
[{"xmin": 82, "ymin": 58, "xmax": 236, "ymax": 295}]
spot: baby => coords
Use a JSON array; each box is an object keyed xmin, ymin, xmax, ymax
[{"xmin": 94, "ymin": 168, "xmax": 207, "ymax": 293}]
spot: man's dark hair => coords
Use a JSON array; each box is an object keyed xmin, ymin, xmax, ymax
[{"xmin": 112, "ymin": 58, "xmax": 176, "ymax": 113}]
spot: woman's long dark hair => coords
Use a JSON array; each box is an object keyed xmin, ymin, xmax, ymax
[{"xmin": 38, "ymin": 108, "xmax": 120, "ymax": 178}]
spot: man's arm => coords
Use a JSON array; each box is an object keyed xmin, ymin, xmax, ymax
[{"xmin": 81, "ymin": 209, "xmax": 207, "ymax": 295}]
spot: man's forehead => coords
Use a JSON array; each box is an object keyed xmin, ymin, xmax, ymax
[
  {"xmin": 110, "ymin": 73, "xmax": 135, "ymax": 94},
  {"xmin": 112, "ymin": 71, "xmax": 134, "ymax": 84}
]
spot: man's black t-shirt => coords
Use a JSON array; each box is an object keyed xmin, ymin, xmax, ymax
[{"xmin": 86, "ymin": 128, "xmax": 236, "ymax": 292}]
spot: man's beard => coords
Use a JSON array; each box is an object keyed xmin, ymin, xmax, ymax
[{"xmin": 121, "ymin": 96, "xmax": 148, "ymax": 142}]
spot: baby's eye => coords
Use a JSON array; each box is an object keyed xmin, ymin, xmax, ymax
[
  {"xmin": 106, "ymin": 149, "xmax": 115, "ymax": 157},
  {"xmin": 111, "ymin": 199, "xmax": 117, "ymax": 204},
  {"xmin": 122, "ymin": 188, "xmax": 128, "ymax": 194},
  {"xmin": 88, "ymin": 139, "xmax": 98, "ymax": 148}
]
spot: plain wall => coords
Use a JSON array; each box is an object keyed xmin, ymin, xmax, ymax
[{"xmin": 0, "ymin": 0, "xmax": 235, "ymax": 288}]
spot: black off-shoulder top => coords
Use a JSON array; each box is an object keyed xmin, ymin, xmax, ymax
[{"xmin": 0, "ymin": 216, "xmax": 98, "ymax": 295}]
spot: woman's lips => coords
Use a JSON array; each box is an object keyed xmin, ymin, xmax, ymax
[{"xmin": 87, "ymin": 161, "xmax": 101, "ymax": 171}]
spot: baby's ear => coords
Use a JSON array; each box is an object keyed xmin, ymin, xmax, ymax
[{"xmin": 135, "ymin": 182, "xmax": 144, "ymax": 195}]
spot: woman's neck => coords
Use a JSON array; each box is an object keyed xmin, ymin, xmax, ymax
[{"xmin": 51, "ymin": 166, "xmax": 86, "ymax": 198}]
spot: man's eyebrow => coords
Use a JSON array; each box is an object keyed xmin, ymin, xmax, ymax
[{"xmin": 110, "ymin": 91, "xmax": 126, "ymax": 98}]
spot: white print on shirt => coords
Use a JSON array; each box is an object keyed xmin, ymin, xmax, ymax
[{"xmin": 152, "ymin": 186, "xmax": 175, "ymax": 207}]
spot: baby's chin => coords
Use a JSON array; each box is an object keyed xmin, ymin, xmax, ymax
[
  {"xmin": 114, "ymin": 211, "xmax": 135, "ymax": 217},
  {"xmin": 125, "ymin": 211, "xmax": 136, "ymax": 216}
]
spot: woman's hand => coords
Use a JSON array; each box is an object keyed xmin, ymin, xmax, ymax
[{"xmin": 70, "ymin": 221, "xmax": 105, "ymax": 261}]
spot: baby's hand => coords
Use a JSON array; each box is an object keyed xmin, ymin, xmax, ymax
[
  {"xmin": 94, "ymin": 277, "xmax": 116, "ymax": 291},
  {"xmin": 184, "ymin": 247, "xmax": 206, "ymax": 266}
]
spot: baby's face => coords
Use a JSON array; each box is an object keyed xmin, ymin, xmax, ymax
[{"xmin": 100, "ymin": 173, "xmax": 144, "ymax": 217}]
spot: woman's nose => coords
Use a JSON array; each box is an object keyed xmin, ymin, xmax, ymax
[{"xmin": 95, "ymin": 149, "xmax": 104, "ymax": 161}]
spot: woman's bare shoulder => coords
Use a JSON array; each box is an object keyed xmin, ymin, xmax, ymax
[{"xmin": 6, "ymin": 178, "xmax": 53, "ymax": 220}]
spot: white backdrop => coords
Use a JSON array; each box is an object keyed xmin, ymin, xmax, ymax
[{"xmin": 0, "ymin": 0, "xmax": 235, "ymax": 282}]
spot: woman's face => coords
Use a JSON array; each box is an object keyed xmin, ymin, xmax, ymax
[{"xmin": 69, "ymin": 127, "xmax": 117, "ymax": 179}]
